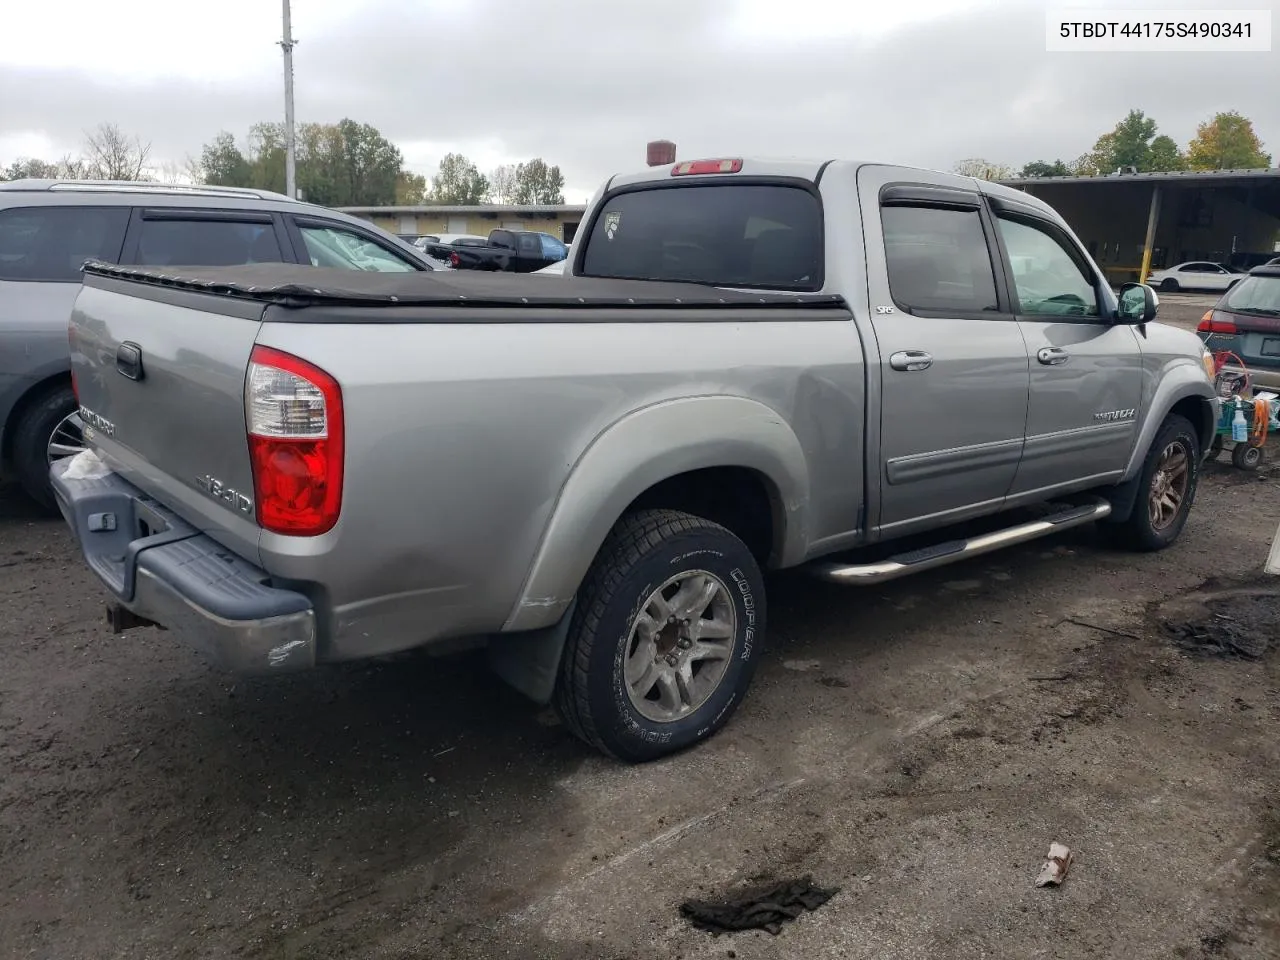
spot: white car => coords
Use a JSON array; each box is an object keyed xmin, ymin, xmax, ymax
[{"xmin": 1147, "ymin": 261, "xmax": 1246, "ymax": 292}]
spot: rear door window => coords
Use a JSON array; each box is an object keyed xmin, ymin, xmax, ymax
[
  {"xmin": 1223, "ymin": 275, "xmax": 1280, "ymax": 315},
  {"xmin": 0, "ymin": 205, "xmax": 129, "ymax": 281},
  {"xmin": 579, "ymin": 184, "xmax": 823, "ymax": 290},
  {"xmin": 880, "ymin": 205, "xmax": 999, "ymax": 315},
  {"xmin": 132, "ymin": 215, "xmax": 284, "ymax": 267}
]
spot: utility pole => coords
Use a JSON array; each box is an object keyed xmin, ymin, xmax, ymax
[{"xmin": 280, "ymin": 0, "xmax": 297, "ymax": 200}]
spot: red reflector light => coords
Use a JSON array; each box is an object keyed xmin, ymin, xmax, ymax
[
  {"xmin": 449, "ymin": 251, "xmax": 460, "ymax": 267},
  {"xmin": 671, "ymin": 158, "xmax": 743, "ymax": 176},
  {"xmin": 245, "ymin": 345, "xmax": 344, "ymax": 536},
  {"xmin": 1197, "ymin": 310, "xmax": 1236, "ymax": 335}
]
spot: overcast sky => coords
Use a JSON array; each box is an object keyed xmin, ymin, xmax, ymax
[{"xmin": 0, "ymin": 0, "xmax": 1275, "ymax": 202}]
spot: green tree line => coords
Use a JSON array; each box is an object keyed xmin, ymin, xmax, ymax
[
  {"xmin": 1, "ymin": 118, "xmax": 566, "ymax": 207},
  {"xmin": 955, "ymin": 109, "xmax": 1272, "ymax": 181}
]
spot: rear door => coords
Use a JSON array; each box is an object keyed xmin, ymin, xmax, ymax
[
  {"xmin": 987, "ymin": 195, "xmax": 1142, "ymax": 496},
  {"xmin": 857, "ymin": 168, "xmax": 1031, "ymax": 538}
]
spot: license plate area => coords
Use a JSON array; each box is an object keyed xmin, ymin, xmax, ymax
[{"xmin": 1261, "ymin": 337, "xmax": 1280, "ymax": 358}]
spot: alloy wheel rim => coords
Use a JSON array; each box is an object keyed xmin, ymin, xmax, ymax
[
  {"xmin": 1148, "ymin": 440, "xmax": 1190, "ymax": 531},
  {"xmin": 47, "ymin": 412, "xmax": 86, "ymax": 465},
  {"xmin": 623, "ymin": 569, "xmax": 737, "ymax": 723}
]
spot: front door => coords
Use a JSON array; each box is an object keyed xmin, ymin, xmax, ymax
[
  {"xmin": 988, "ymin": 199, "xmax": 1143, "ymax": 498},
  {"xmin": 858, "ymin": 167, "xmax": 1031, "ymax": 538}
]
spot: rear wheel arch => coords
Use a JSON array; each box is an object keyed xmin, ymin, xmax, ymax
[
  {"xmin": 501, "ymin": 396, "xmax": 810, "ymax": 634},
  {"xmin": 3, "ymin": 371, "xmax": 74, "ymax": 466}
]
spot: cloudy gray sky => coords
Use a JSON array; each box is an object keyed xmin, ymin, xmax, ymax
[{"xmin": 1, "ymin": 0, "xmax": 1275, "ymax": 201}]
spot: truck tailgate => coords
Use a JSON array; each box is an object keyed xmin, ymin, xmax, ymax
[{"xmin": 69, "ymin": 282, "xmax": 265, "ymax": 560}]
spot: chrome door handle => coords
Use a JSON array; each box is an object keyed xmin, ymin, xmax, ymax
[
  {"xmin": 889, "ymin": 350, "xmax": 933, "ymax": 372},
  {"xmin": 1037, "ymin": 346, "xmax": 1069, "ymax": 366}
]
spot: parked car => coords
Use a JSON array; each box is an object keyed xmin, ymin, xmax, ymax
[
  {"xmin": 449, "ymin": 229, "xmax": 569, "ymax": 272},
  {"xmin": 1197, "ymin": 262, "xmax": 1280, "ymax": 391},
  {"xmin": 1148, "ymin": 261, "xmax": 1246, "ymax": 292},
  {"xmin": 0, "ymin": 178, "xmax": 435, "ymax": 510},
  {"xmin": 52, "ymin": 157, "xmax": 1217, "ymax": 763},
  {"xmin": 413, "ymin": 233, "xmax": 487, "ymax": 261}
]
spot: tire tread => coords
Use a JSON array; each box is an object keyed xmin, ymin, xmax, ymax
[{"xmin": 553, "ymin": 508, "xmax": 729, "ymax": 759}]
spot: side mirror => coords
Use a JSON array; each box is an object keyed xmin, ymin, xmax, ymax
[{"xmin": 1116, "ymin": 282, "xmax": 1158, "ymax": 324}]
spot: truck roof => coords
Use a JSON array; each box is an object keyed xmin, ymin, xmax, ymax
[
  {"xmin": 601, "ymin": 158, "xmax": 1062, "ymax": 220},
  {"xmin": 80, "ymin": 260, "xmax": 846, "ymax": 312}
]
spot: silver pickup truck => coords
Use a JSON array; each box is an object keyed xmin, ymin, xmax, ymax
[{"xmin": 52, "ymin": 158, "xmax": 1218, "ymax": 762}]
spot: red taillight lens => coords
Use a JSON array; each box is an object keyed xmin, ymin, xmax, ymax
[
  {"xmin": 671, "ymin": 158, "xmax": 743, "ymax": 176},
  {"xmin": 245, "ymin": 345, "xmax": 343, "ymax": 536},
  {"xmin": 1197, "ymin": 310, "xmax": 1236, "ymax": 335},
  {"xmin": 449, "ymin": 251, "xmax": 459, "ymax": 267}
]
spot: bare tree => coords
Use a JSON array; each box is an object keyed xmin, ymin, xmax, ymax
[
  {"xmin": 952, "ymin": 157, "xmax": 1015, "ymax": 181},
  {"xmin": 486, "ymin": 164, "xmax": 517, "ymax": 204},
  {"xmin": 82, "ymin": 123, "xmax": 152, "ymax": 181},
  {"xmin": 155, "ymin": 154, "xmax": 204, "ymax": 185}
]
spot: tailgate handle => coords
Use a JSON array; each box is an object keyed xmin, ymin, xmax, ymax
[{"xmin": 116, "ymin": 342, "xmax": 144, "ymax": 381}]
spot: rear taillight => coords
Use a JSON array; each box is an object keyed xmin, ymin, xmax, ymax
[
  {"xmin": 449, "ymin": 251, "xmax": 460, "ymax": 267},
  {"xmin": 1197, "ymin": 310, "xmax": 1237, "ymax": 335},
  {"xmin": 671, "ymin": 158, "xmax": 743, "ymax": 176},
  {"xmin": 245, "ymin": 345, "xmax": 344, "ymax": 536}
]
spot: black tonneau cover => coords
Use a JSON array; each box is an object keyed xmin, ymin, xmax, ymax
[{"xmin": 80, "ymin": 260, "xmax": 844, "ymax": 310}]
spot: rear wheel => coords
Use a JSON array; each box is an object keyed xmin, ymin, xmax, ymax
[
  {"xmin": 554, "ymin": 509, "xmax": 766, "ymax": 762},
  {"xmin": 12, "ymin": 383, "xmax": 82, "ymax": 512},
  {"xmin": 1104, "ymin": 414, "xmax": 1200, "ymax": 552},
  {"xmin": 1159, "ymin": 278, "xmax": 1179, "ymax": 292}
]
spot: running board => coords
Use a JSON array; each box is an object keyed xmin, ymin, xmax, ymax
[{"xmin": 809, "ymin": 498, "xmax": 1112, "ymax": 586}]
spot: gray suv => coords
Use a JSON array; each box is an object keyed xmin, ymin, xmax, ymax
[{"xmin": 0, "ymin": 179, "xmax": 434, "ymax": 509}]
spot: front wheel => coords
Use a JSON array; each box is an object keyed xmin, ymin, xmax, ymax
[
  {"xmin": 1159, "ymin": 278, "xmax": 1179, "ymax": 292},
  {"xmin": 1104, "ymin": 414, "xmax": 1201, "ymax": 552},
  {"xmin": 554, "ymin": 509, "xmax": 766, "ymax": 762}
]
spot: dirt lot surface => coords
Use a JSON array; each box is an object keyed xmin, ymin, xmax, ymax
[{"xmin": 4, "ymin": 311, "xmax": 1278, "ymax": 960}]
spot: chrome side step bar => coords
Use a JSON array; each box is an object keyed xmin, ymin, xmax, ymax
[{"xmin": 809, "ymin": 498, "xmax": 1112, "ymax": 586}]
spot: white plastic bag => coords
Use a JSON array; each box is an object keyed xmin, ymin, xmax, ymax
[{"xmin": 61, "ymin": 449, "xmax": 111, "ymax": 481}]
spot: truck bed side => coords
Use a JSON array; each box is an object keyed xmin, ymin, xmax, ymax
[{"xmin": 68, "ymin": 264, "xmax": 867, "ymax": 662}]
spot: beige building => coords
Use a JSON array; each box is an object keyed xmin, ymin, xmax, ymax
[{"xmin": 337, "ymin": 204, "xmax": 588, "ymax": 243}]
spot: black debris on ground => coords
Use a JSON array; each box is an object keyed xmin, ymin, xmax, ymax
[
  {"xmin": 1161, "ymin": 592, "xmax": 1280, "ymax": 661},
  {"xmin": 679, "ymin": 875, "xmax": 840, "ymax": 936}
]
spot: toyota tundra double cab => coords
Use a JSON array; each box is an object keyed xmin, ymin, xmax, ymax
[{"xmin": 52, "ymin": 158, "xmax": 1217, "ymax": 762}]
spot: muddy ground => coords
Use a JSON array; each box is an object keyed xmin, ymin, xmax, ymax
[{"xmin": 3, "ymin": 301, "xmax": 1279, "ymax": 960}]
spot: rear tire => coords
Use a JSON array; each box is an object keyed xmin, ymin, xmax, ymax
[
  {"xmin": 1104, "ymin": 414, "xmax": 1200, "ymax": 553},
  {"xmin": 12, "ymin": 383, "xmax": 80, "ymax": 513},
  {"xmin": 553, "ymin": 509, "xmax": 766, "ymax": 763},
  {"xmin": 1159, "ymin": 278, "xmax": 1179, "ymax": 292}
]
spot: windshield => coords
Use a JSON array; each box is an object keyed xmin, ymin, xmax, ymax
[
  {"xmin": 1223, "ymin": 274, "xmax": 1280, "ymax": 314},
  {"xmin": 578, "ymin": 183, "xmax": 823, "ymax": 291}
]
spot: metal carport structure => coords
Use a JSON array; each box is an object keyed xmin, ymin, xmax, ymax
[{"xmin": 999, "ymin": 168, "xmax": 1280, "ymax": 285}]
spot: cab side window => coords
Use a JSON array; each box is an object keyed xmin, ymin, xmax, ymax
[
  {"xmin": 881, "ymin": 205, "xmax": 999, "ymax": 315},
  {"xmin": 0, "ymin": 206, "xmax": 129, "ymax": 281},
  {"xmin": 995, "ymin": 215, "xmax": 1100, "ymax": 318}
]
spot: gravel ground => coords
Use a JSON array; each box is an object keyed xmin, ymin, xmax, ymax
[{"xmin": 3, "ymin": 300, "xmax": 1278, "ymax": 960}]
